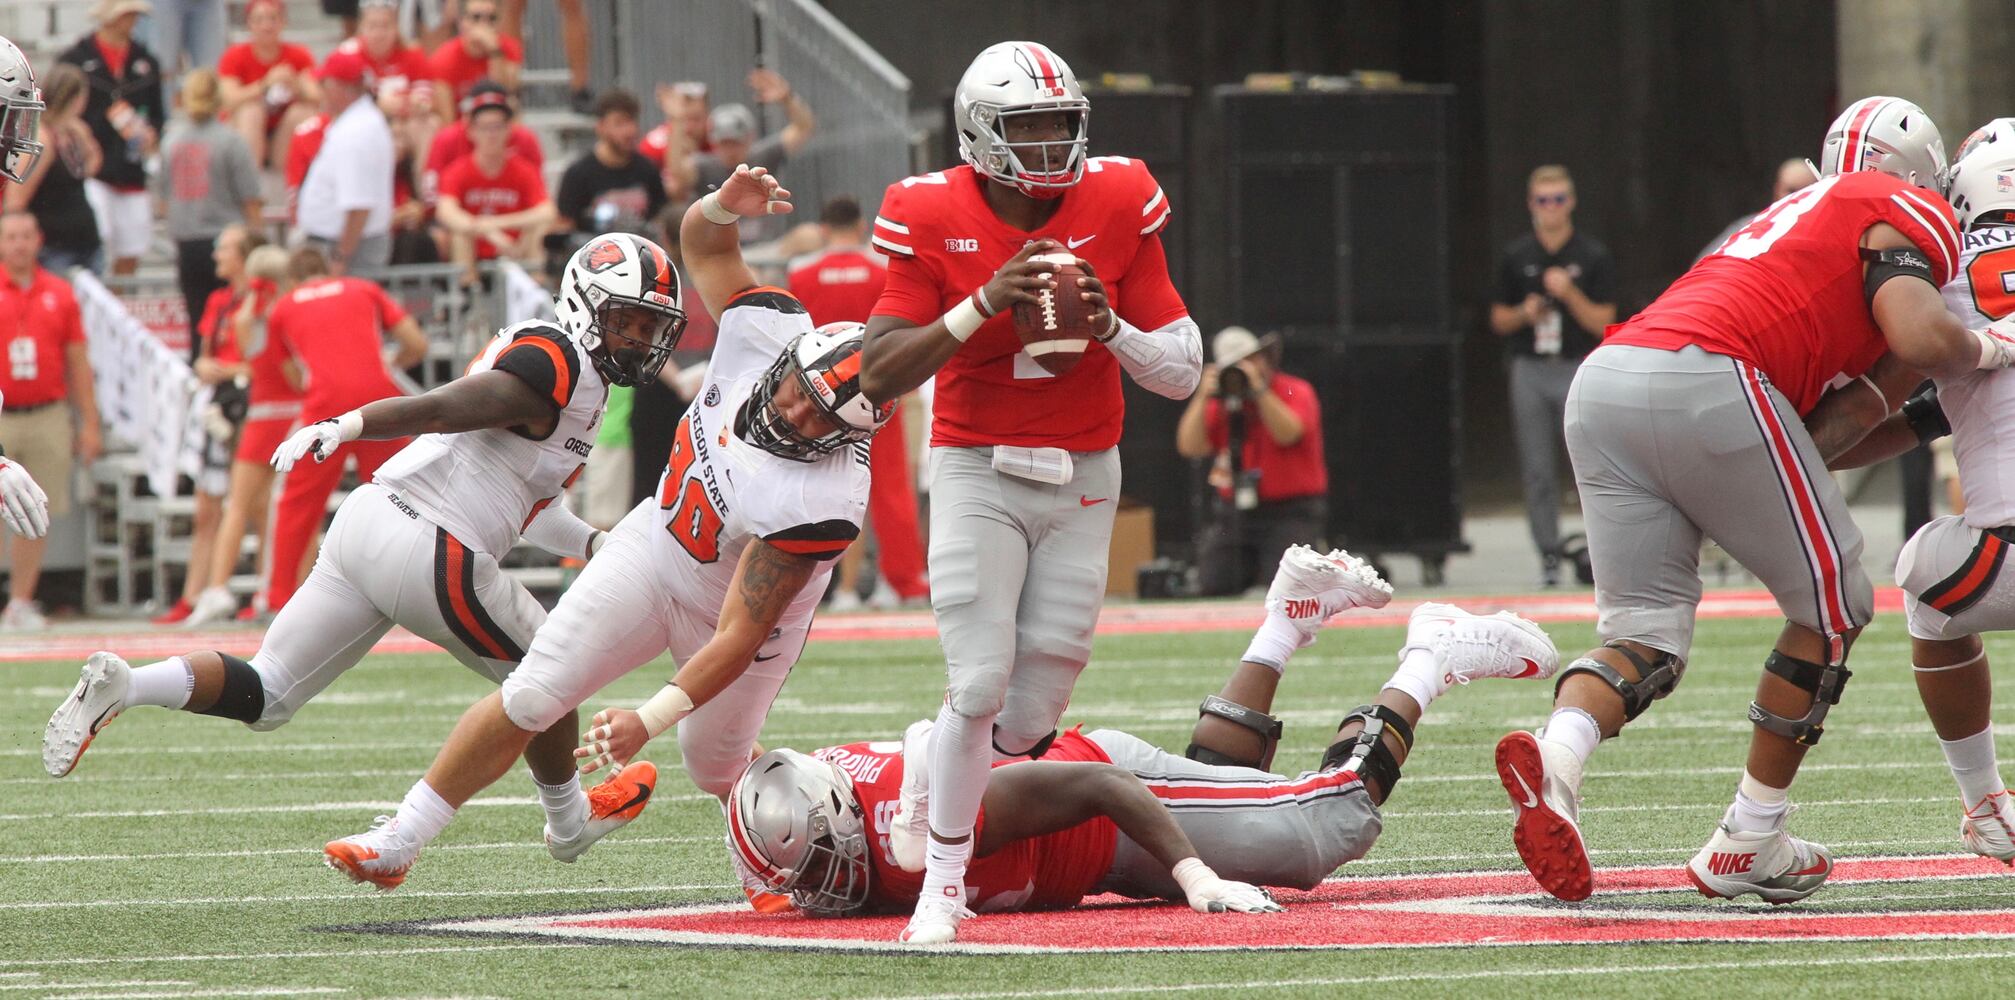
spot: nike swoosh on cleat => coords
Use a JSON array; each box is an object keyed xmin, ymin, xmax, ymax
[
  {"xmin": 754, "ymin": 653, "xmax": 781, "ymax": 662},
  {"xmin": 602, "ymin": 783, "xmax": 652, "ymax": 818},
  {"xmin": 1786, "ymin": 859, "xmax": 1830, "ymax": 877},
  {"xmin": 1513, "ymin": 658, "xmax": 1542, "ymax": 678},
  {"xmin": 1508, "ymin": 766, "xmax": 1540, "ymax": 809},
  {"xmin": 88, "ymin": 704, "xmax": 117, "ymax": 733}
]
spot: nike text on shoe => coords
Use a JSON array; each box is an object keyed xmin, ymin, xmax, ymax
[
  {"xmin": 43, "ymin": 651, "xmax": 133, "ymax": 778},
  {"xmin": 1266, "ymin": 544, "xmax": 1393, "ymax": 637},
  {"xmin": 1496, "ymin": 730, "xmax": 1593, "ymax": 901},
  {"xmin": 547, "ymin": 762, "xmax": 657, "ymax": 863},
  {"xmin": 900, "ymin": 889, "xmax": 975, "ymax": 945},
  {"xmin": 1962, "ymin": 790, "xmax": 2015, "ymax": 864},
  {"xmin": 324, "ymin": 816, "xmax": 420, "ymax": 890},
  {"xmin": 890, "ymin": 719, "xmax": 934, "ymax": 873},
  {"xmin": 1402, "ymin": 603, "xmax": 1560, "ymax": 685},
  {"xmin": 1686, "ymin": 817, "xmax": 1833, "ymax": 904}
]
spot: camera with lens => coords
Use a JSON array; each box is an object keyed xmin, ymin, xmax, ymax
[{"xmin": 1217, "ymin": 363, "xmax": 1250, "ymax": 399}]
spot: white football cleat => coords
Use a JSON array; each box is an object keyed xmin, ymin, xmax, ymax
[
  {"xmin": 1962, "ymin": 790, "xmax": 2015, "ymax": 864},
  {"xmin": 43, "ymin": 651, "xmax": 132, "ymax": 778},
  {"xmin": 889, "ymin": 719, "xmax": 934, "ymax": 873},
  {"xmin": 1495, "ymin": 730, "xmax": 1591, "ymax": 901},
  {"xmin": 1686, "ymin": 809, "xmax": 1834, "ymax": 904},
  {"xmin": 899, "ymin": 888, "xmax": 974, "ymax": 945},
  {"xmin": 324, "ymin": 816, "xmax": 422, "ymax": 890},
  {"xmin": 545, "ymin": 762, "xmax": 656, "ymax": 863},
  {"xmin": 183, "ymin": 586, "xmax": 239, "ymax": 628},
  {"xmin": 1403, "ymin": 603, "xmax": 1559, "ymax": 685},
  {"xmin": 1264, "ymin": 544, "xmax": 1392, "ymax": 646}
]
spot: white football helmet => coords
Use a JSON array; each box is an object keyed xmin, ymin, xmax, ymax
[
  {"xmin": 1947, "ymin": 118, "xmax": 2015, "ymax": 230},
  {"xmin": 553, "ymin": 233, "xmax": 687, "ymax": 387},
  {"xmin": 953, "ymin": 41, "xmax": 1090, "ymax": 199},
  {"xmin": 741, "ymin": 321, "xmax": 894, "ymax": 462},
  {"xmin": 726, "ymin": 748, "xmax": 871, "ymax": 917},
  {"xmin": 1818, "ymin": 96, "xmax": 1948, "ymax": 193},
  {"xmin": 0, "ymin": 37, "xmax": 45, "ymax": 185}
]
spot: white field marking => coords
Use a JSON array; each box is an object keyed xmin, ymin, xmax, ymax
[
  {"xmin": 0, "ymin": 881, "xmax": 736, "ymax": 911},
  {"xmin": 861, "ymin": 947, "xmax": 2015, "ymax": 1000},
  {"xmin": 0, "ymin": 790, "xmax": 725, "ymax": 822},
  {"xmin": 0, "ymin": 983, "xmax": 193, "ymax": 993},
  {"xmin": 1380, "ymin": 794, "xmax": 1950, "ymax": 821},
  {"xmin": 0, "ymin": 741, "xmax": 447, "ymax": 758},
  {"xmin": 0, "ymin": 768, "xmax": 426, "ymax": 786},
  {"xmin": 1347, "ymin": 837, "xmax": 1977, "ymax": 867},
  {"xmin": 46, "ymin": 989, "xmax": 345, "ymax": 999},
  {"xmin": 1, "ymin": 833, "xmax": 719, "ymax": 865},
  {"xmin": 0, "ymin": 943, "xmax": 587, "ymax": 970}
]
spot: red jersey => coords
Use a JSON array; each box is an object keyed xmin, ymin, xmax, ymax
[
  {"xmin": 1204, "ymin": 372, "xmax": 1328, "ymax": 501},
  {"xmin": 283, "ymin": 113, "xmax": 328, "ymax": 222},
  {"xmin": 787, "ymin": 246, "xmax": 887, "ymax": 325},
  {"xmin": 637, "ymin": 123, "xmax": 709, "ymax": 169},
  {"xmin": 338, "ymin": 37, "xmax": 434, "ymax": 113},
  {"xmin": 270, "ymin": 276, "xmax": 410, "ymax": 415},
  {"xmin": 240, "ymin": 279, "xmax": 304, "ymax": 416},
  {"xmin": 0, "ymin": 268, "xmax": 86, "ymax": 407},
  {"xmin": 815, "ymin": 728, "xmax": 1116, "ymax": 914},
  {"xmin": 196, "ymin": 286, "xmax": 241, "ymax": 364},
  {"xmin": 216, "ymin": 41, "xmax": 316, "ymax": 89},
  {"xmin": 423, "ymin": 120, "xmax": 542, "ymax": 203},
  {"xmin": 437, "ymin": 154, "xmax": 548, "ymax": 259},
  {"xmin": 872, "ymin": 160, "xmax": 1187, "ymax": 450},
  {"xmin": 1606, "ymin": 171, "xmax": 1961, "ymax": 415},
  {"xmin": 427, "ymin": 35, "xmax": 523, "ymax": 105}
]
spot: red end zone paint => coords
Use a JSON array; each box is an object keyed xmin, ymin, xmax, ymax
[
  {"xmin": 0, "ymin": 587, "xmax": 1912, "ymax": 664},
  {"xmin": 396, "ymin": 855, "xmax": 2015, "ymax": 954}
]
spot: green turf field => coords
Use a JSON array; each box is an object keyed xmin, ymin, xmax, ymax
[{"xmin": 3, "ymin": 612, "xmax": 2015, "ymax": 998}]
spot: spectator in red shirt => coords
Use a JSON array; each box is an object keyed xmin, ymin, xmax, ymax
[
  {"xmin": 788, "ymin": 196, "xmax": 925, "ymax": 606},
  {"xmin": 428, "ymin": 0, "xmax": 521, "ymax": 105},
  {"xmin": 216, "ymin": 0, "xmax": 320, "ymax": 171},
  {"xmin": 0, "ymin": 213, "xmax": 102, "ymax": 630},
  {"xmin": 263, "ymin": 247, "xmax": 427, "ymax": 611},
  {"xmin": 1176, "ymin": 327, "xmax": 1328, "ymax": 597},
  {"xmin": 421, "ymin": 81, "xmax": 542, "ymax": 204},
  {"xmin": 435, "ymin": 89, "xmax": 555, "ymax": 282}
]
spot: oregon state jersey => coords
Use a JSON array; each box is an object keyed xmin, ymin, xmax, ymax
[
  {"xmin": 1607, "ymin": 171, "xmax": 1962, "ymax": 414},
  {"xmin": 816, "ymin": 727, "xmax": 1118, "ymax": 914},
  {"xmin": 374, "ymin": 321, "xmax": 607, "ymax": 556},
  {"xmin": 649, "ymin": 287, "xmax": 869, "ymax": 617},
  {"xmin": 869, "ymin": 160, "xmax": 1189, "ymax": 451},
  {"xmin": 1937, "ymin": 224, "xmax": 2015, "ymax": 528}
]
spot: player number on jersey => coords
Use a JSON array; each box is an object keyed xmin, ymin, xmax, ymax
[
  {"xmin": 1716, "ymin": 175, "xmax": 1841, "ymax": 260},
  {"xmin": 1967, "ymin": 245, "xmax": 2015, "ymax": 319},
  {"xmin": 660, "ymin": 415, "xmax": 724, "ymax": 563}
]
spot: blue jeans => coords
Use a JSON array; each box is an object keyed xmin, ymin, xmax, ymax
[{"xmin": 144, "ymin": 0, "xmax": 227, "ymax": 83}]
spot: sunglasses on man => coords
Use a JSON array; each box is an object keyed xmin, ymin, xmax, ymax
[{"xmin": 1530, "ymin": 193, "xmax": 1570, "ymax": 207}]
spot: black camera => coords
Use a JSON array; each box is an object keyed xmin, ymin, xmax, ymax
[{"xmin": 1217, "ymin": 364, "xmax": 1249, "ymax": 399}]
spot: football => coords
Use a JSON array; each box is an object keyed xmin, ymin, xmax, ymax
[{"xmin": 1012, "ymin": 252, "xmax": 1101, "ymax": 375}]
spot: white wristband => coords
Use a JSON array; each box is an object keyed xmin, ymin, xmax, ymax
[
  {"xmin": 635, "ymin": 682, "xmax": 696, "ymax": 738},
  {"xmin": 943, "ymin": 294, "xmax": 986, "ymax": 343},
  {"xmin": 699, "ymin": 191, "xmax": 740, "ymax": 226},
  {"xmin": 1170, "ymin": 857, "xmax": 1213, "ymax": 895},
  {"xmin": 334, "ymin": 409, "xmax": 365, "ymax": 443}
]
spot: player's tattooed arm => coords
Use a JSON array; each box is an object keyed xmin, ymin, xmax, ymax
[
  {"xmin": 666, "ymin": 540, "xmax": 820, "ymax": 708},
  {"xmin": 356, "ymin": 370, "xmax": 559, "ymax": 440}
]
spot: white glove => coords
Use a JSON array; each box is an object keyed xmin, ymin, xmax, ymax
[
  {"xmin": 270, "ymin": 411, "xmax": 362, "ymax": 472},
  {"xmin": 0, "ymin": 458, "xmax": 50, "ymax": 539},
  {"xmin": 1171, "ymin": 857, "xmax": 1283, "ymax": 914}
]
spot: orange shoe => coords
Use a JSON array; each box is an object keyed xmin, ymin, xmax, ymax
[
  {"xmin": 324, "ymin": 817, "xmax": 418, "ymax": 890},
  {"xmin": 546, "ymin": 761, "xmax": 656, "ymax": 862}
]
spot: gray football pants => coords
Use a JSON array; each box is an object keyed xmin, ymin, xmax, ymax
[
  {"xmin": 927, "ymin": 445, "xmax": 1119, "ymax": 750},
  {"xmin": 1089, "ymin": 729, "xmax": 1382, "ymax": 899},
  {"xmin": 1566, "ymin": 344, "xmax": 1871, "ymax": 661}
]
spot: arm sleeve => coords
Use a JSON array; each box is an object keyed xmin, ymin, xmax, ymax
[
  {"xmin": 521, "ymin": 496, "xmax": 598, "ymax": 560},
  {"xmin": 491, "ymin": 327, "xmax": 579, "ymax": 409},
  {"xmin": 761, "ymin": 518, "xmax": 860, "ymax": 561},
  {"xmin": 1105, "ymin": 314, "xmax": 1202, "ymax": 400}
]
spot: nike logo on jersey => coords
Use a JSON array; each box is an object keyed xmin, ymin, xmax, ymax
[
  {"xmin": 754, "ymin": 653, "xmax": 782, "ymax": 662},
  {"xmin": 1080, "ymin": 496, "xmax": 1109, "ymax": 507},
  {"xmin": 1067, "ymin": 235, "xmax": 1097, "ymax": 249}
]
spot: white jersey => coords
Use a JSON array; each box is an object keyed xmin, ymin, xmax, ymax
[
  {"xmin": 647, "ymin": 287, "xmax": 870, "ymax": 618},
  {"xmin": 1938, "ymin": 224, "xmax": 2015, "ymax": 527},
  {"xmin": 375, "ymin": 321, "xmax": 609, "ymax": 555}
]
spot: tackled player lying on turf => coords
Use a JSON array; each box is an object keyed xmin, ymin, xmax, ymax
[{"xmin": 724, "ymin": 546, "xmax": 1560, "ymax": 930}]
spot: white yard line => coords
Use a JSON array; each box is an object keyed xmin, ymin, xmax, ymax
[
  {"xmin": 0, "ymin": 944, "xmax": 587, "ymax": 970},
  {"xmin": 0, "ymin": 882, "xmax": 735, "ymax": 911},
  {"xmin": 1383, "ymin": 794, "xmax": 1949, "ymax": 821},
  {"xmin": 46, "ymin": 989, "xmax": 345, "ymax": 999},
  {"xmin": 0, "ymin": 983, "xmax": 192, "ymax": 993},
  {"xmin": 0, "ymin": 834, "xmax": 717, "ymax": 865},
  {"xmin": 0, "ymin": 792, "xmax": 718, "ymax": 822}
]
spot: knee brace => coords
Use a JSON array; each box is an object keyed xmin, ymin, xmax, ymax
[
  {"xmin": 1320, "ymin": 704, "xmax": 1413, "ymax": 797},
  {"xmin": 1554, "ymin": 642, "xmax": 1686, "ymax": 724},
  {"xmin": 197, "ymin": 654, "xmax": 266, "ymax": 726},
  {"xmin": 992, "ymin": 726, "xmax": 1057, "ymax": 759},
  {"xmin": 1185, "ymin": 695, "xmax": 1283, "ymax": 769},
  {"xmin": 1748, "ymin": 649, "xmax": 1852, "ymax": 746}
]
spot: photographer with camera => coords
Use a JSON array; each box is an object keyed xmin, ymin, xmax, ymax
[{"xmin": 1176, "ymin": 327, "xmax": 1328, "ymax": 596}]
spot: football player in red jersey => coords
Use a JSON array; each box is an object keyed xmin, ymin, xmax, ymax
[
  {"xmin": 0, "ymin": 36, "xmax": 53, "ymax": 540},
  {"xmin": 1494, "ymin": 96, "xmax": 2015, "ymax": 907},
  {"xmin": 858, "ymin": 40, "xmax": 1202, "ymax": 944},
  {"xmin": 726, "ymin": 547, "xmax": 1560, "ymax": 920}
]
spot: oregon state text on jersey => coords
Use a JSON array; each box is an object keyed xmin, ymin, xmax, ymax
[
  {"xmin": 649, "ymin": 288, "xmax": 870, "ymax": 618},
  {"xmin": 1936, "ymin": 225, "xmax": 2015, "ymax": 528},
  {"xmin": 1607, "ymin": 171, "xmax": 1962, "ymax": 415},
  {"xmin": 815, "ymin": 728, "xmax": 1118, "ymax": 914},
  {"xmin": 870, "ymin": 158, "xmax": 1189, "ymax": 451},
  {"xmin": 373, "ymin": 321, "xmax": 607, "ymax": 557}
]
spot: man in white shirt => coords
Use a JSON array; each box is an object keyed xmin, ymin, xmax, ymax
[{"xmin": 296, "ymin": 46, "xmax": 393, "ymax": 273}]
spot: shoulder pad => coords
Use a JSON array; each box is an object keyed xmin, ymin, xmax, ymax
[
  {"xmin": 763, "ymin": 518, "xmax": 860, "ymax": 561},
  {"xmin": 493, "ymin": 324, "xmax": 582, "ymax": 410},
  {"xmin": 724, "ymin": 285, "xmax": 807, "ymax": 315}
]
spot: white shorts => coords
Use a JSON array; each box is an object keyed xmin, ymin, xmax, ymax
[
  {"xmin": 83, "ymin": 179, "xmax": 154, "ymax": 260},
  {"xmin": 250, "ymin": 483, "xmax": 546, "ymax": 729},
  {"xmin": 1896, "ymin": 515, "xmax": 2015, "ymax": 642},
  {"xmin": 499, "ymin": 500, "xmax": 826, "ymax": 796}
]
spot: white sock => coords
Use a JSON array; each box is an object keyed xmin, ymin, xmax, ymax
[
  {"xmin": 393, "ymin": 779, "xmax": 458, "ymax": 849},
  {"xmin": 1539, "ymin": 707, "xmax": 1602, "ymax": 767},
  {"xmin": 919, "ymin": 703, "xmax": 991, "ymax": 903},
  {"xmin": 535, "ymin": 770, "xmax": 587, "ymax": 840},
  {"xmin": 1727, "ymin": 771, "xmax": 1790, "ymax": 834},
  {"xmin": 1240, "ymin": 614, "xmax": 1307, "ymax": 673},
  {"xmin": 126, "ymin": 656, "xmax": 194, "ymax": 710},
  {"xmin": 1381, "ymin": 647, "xmax": 1447, "ymax": 711},
  {"xmin": 1940, "ymin": 727, "xmax": 2007, "ymax": 807}
]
